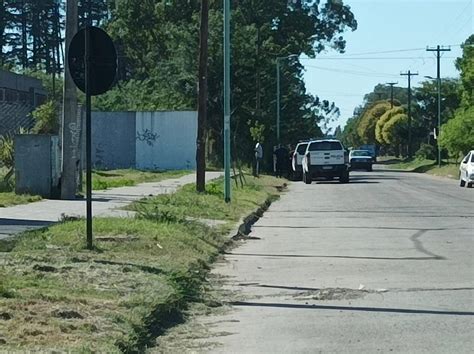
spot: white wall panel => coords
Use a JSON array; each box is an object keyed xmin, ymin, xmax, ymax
[{"xmin": 135, "ymin": 111, "xmax": 197, "ymax": 170}]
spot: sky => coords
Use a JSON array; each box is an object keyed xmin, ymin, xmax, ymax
[{"xmin": 302, "ymin": 0, "xmax": 473, "ymax": 133}]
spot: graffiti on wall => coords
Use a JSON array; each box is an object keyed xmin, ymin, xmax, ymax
[{"xmin": 136, "ymin": 129, "xmax": 159, "ymax": 146}]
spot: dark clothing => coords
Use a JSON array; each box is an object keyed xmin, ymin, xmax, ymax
[{"xmin": 274, "ymin": 147, "xmax": 289, "ymax": 178}]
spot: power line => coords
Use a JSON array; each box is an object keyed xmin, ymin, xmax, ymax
[
  {"xmin": 301, "ymin": 56, "xmax": 457, "ymax": 60},
  {"xmin": 304, "ymin": 64, "xmax": 402, "ymax": 78},
  {"xmin": 334, "ymin": 47, "xmax": 426, "ymax": 56}
]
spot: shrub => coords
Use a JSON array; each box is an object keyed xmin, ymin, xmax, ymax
[
  {"xmin": 31, "ymin": 101, "xmax": 59, "ymax": 134},
  {"xmin": 415, "ymin": 143, "xmax": 436, "ymax": 160}
]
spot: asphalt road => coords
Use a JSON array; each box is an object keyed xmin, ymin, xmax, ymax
[{"xmin": 170, "ymin": 168, "xmax": 474, "ymax": 353}]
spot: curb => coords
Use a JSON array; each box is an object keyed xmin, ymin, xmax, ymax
[{"xmin": 230, "ymin": 183, "xmax": 287, "ymax": 240}]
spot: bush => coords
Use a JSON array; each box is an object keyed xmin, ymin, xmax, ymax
[
  {"xmin": 415, "ymin": 143, "xmax": 436, "ymax": 160},
  {"xmin": 31, "ymin": 101, "xmax": 59, "ymax": 134}
]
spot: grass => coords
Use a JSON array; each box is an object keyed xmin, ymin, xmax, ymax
[
  {"xmin": 89, "ymin": 169, "xmax": 191, "ymax": 190},
  {"xmin": 0, "ymin": 169, "xmax": 189, "ymax": 208},
  {"xmin": 0, "ymin": 191, "xmax": 42, "ymax": 207},
  {"xmin": 128, "ymin": 174, "xmax": 281, "ymax": 222},
  {"xmin": 378, "ymin": 157, "xmax": 459, "ymax": 179},
  {"xmin": 0, "ymin": 167, "xmax": 42, "ymax": 207},
  {"xmin": 0, "ymin": 174, "xmax": 284, "ymax": 352}
]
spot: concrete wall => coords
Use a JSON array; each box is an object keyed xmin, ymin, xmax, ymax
[
  {"xmin": 92, "ymin": 112, "xmax": 136, "ymax": 169},
  {"xmin": 14, "ymin": 135, "xmax": 60, "ymax": 198},
  {"xmin": 135, "ymin": 111, "xmax": 197, "ymax": 170},
  {"xmin": 90, "ymin": 111, "xmax": 197, "ymax": 170}
]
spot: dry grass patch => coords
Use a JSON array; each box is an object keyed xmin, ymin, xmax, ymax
[{"xmin": 0, "ymin": 174, "xmax": 284, "ymax": 351}]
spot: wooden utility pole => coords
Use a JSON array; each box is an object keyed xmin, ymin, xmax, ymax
[
  {"xmin": 61, "ymin": 0, "xmax": 79, "ymax": 199},
  {"xmin": 400, "ymin": 70, "xmax": 418, "ymax": 158},
  {"xmin": 196, "ymin": 0, "xmax": 209, "ymax": 192},
  {"xmin": 426, "ymin": 45, "xmax": 451, "ymax": 168}
]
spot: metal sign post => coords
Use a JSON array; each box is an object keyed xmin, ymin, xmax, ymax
[{"xmin": 68, "ymin": 26, "xmax": 117, "ymax": 250}]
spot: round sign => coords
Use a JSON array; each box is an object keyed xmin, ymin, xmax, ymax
[{"xmin": 68, "ymin": 26, "xmax": 117, "ymax": 96}]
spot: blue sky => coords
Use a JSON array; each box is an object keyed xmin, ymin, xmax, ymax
[{"xmin": 302, "ymin": 0, "xmax": 473, "ymax": 132}]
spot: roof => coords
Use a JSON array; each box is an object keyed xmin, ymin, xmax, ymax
[{"xmin": 0, "ymin": 70, "xmax": 46, "ymax": 94}]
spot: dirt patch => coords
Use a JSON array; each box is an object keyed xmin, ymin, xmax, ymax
[
  {"xmin": 0, "ymin": 312, "xmax": 12, "ymax": 320},
  {"xmin": 33, "ymin": 264, "xmax": 58, "ymax": 273},
  {"xmin": 52, "ymin": 309, "xmax": 84, "ymax": 319},
  {"xmin": 293, "ymin": 288, "xmax": 369, "ymax": 301},
  {"xmin": 95, "ymin": 235, "xmax": 139, "ymax": 242}
]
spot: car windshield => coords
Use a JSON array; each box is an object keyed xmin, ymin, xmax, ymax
[
  {"xmin": 308, "ymin": 141, "xmax": 342, "ymax": 151},
  {"xmin": 352, "ymin": 150, "xmax": 371, "ymax": 156},
  {"xmin": 296, "ymin": 143, "xmax": 308, "ymax": 154}
]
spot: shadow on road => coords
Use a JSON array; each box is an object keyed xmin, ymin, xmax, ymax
[
  {"xmin": 0, "ymin": 218, "xmax": 52, "ymax": 227},
  {"xmin": 226, "ymin": 252, "xmax": 441, "ymax": 261},
  {"xmin": 230, "ymin": 301, "xmax": 474, "ymax": 316}
]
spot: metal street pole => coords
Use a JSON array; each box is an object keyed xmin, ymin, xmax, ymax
[
  {"xmin": 276, "ymin": 54, "xmax": 297, "ymax": 144},
  {"xmin": 276, "ymin": 59, "xmax": 280, "ymax": 143},
  {"xmin": 85, "ymin": 0, "xmax": 93, "ymax": 250},
  {"xmin": 223, "ymin": 0, "xmax": 231, "ymax": 202}
]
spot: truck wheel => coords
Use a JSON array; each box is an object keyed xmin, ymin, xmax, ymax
[{"xmin": 340, "ymin": 171, "xmax": 349, "ymax": 183}]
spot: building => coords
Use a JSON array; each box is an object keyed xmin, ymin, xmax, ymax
[{"xmin": 0, "ymin": 70, "xmax": 47, "ymax": 136}]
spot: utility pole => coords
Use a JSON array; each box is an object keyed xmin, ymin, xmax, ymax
[
  {"xmin": 61, "ymin": 0, "xmax": 79, "ymax": 200},
  {"xmin": 400, "ymin": 71, "xmax": 418, "ymax": 158},
  {"xmin": 196, "ymin": 0, "xmax": 209, "ymax": 192},
  {"xmin": 386, "ymin": 82, "xmax": 398, "ymax": 108},
  {"xmin": 223, "ymin": 0, "xmax": 231, "ymax": 202},
  {"xmin": 426, "ymin": 45, "xmax": 451, "ymax": 168}
]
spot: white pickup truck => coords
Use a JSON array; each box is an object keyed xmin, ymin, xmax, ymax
[{"xmin": 302, "ymin": 139, "xmax": 350, "ymax": 184}]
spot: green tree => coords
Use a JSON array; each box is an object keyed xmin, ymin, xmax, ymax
[
  {"xmin": 375, "ymin": 106, "xmax": 405, "ymax": 145},
  {"xmin": 440, "ymin": 106, "xmax": 474, "ymax": 158},
  {"xmin": 381, "ymin": 113, "xmax": 409, "ymax": 156},
  {"xmin": 439, "ymin": 35, "xmax": 474, "ymax": 158},
  {"xmin": 101, "ymin": 0, "xmax": 358, "ymax": 165},
  {"xmin": 357, "ymin": 100, "xmax": 391, "ymax": 144}
]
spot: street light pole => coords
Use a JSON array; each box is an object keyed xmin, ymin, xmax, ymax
[
  {"xmin": 276, "ymin": 54, "xmax": 298, "ymax": 144},
  {"xmin": 276, "ymin": 59, "xmax": 281, "ymax": 143},
  {"xmin": 223, "ymin": 0, "xmax": 231, "ymax": 202}
]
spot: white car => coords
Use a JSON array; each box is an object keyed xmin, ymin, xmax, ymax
[
  {"xmin": 302, "ymin": 139, "xmax": 349, "ymax": 184},
  {"xmin": 291, "ymin": 141, "xmax": 309, "ymax": 180},
  {"xmin": 349, "ymin": 150, "xmax": 373, "ymax": 172},
  {"xmin": 459, "ymin": 150, "xmax": 474, "ymax": 188}
]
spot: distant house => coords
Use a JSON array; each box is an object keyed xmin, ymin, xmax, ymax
[{"xmin": 0, "ymin": 70, "xmax": 47, "ymax": 136}]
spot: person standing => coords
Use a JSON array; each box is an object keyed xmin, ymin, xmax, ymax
[
  {"xmin": 274, "ymin": 144, "xmax": 289, "ymax": 178},
  {"xmin": 254, "ymin": 141, "xmax": 263, "ymax": 177}
]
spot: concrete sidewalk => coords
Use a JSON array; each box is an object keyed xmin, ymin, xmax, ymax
[{"xmin": 0, "ymin": 172, "xmax": 223, "ymax": 240}]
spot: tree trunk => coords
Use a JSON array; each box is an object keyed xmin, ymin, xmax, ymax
[{"xmin": 196, "ymin": 0, "xmax": 209, "ymax": 192}]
